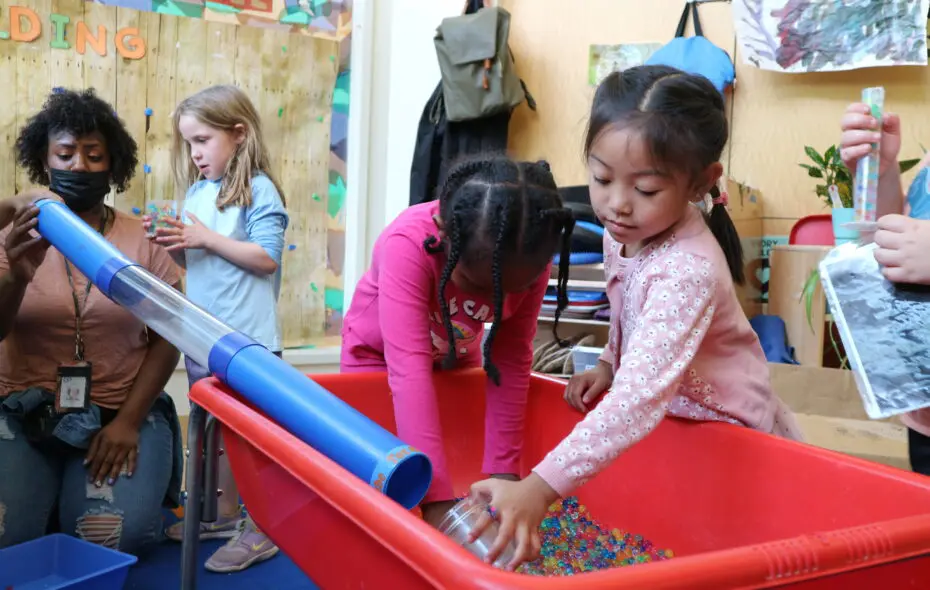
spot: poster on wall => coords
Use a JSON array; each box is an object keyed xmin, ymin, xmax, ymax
[
  {"xmin": 588, "ymin": 43, "xmax": 662, "ymax": 85},
  {"xmin": 734, "ymin": 0, "xmax": 930, "ymax": 73},
  {"xmin": 91, "ymin": 0, "xmax": 352, "ymax": 39}
]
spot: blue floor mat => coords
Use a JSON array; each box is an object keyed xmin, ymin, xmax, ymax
[{"xmin": 125, "ymin": 538, "xmax": 318, "ymax": 590}]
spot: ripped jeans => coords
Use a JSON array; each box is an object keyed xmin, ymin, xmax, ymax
[{"xmin": 0, "ymin": 402, "xmax": 174, "ymax": 554}]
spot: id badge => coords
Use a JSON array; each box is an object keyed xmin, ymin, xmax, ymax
[{"xmin": 56, "ymin": 362, "xmax": 92, "ymax": 413}]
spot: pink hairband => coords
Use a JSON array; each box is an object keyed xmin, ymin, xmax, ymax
[{"xmin": 712, "ymin": 191, "xmax": 728, "ymax": 207}]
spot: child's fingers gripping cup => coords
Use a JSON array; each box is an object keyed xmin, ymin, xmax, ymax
[
  {"xmin": 145, "ymin": 199, "xmax": 179, "ymax": 236},
  {"xmin": 438, "ymin": 497, "xmax": 517, "ymax": 569}
]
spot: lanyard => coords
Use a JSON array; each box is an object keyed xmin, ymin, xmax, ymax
[{"xmin": 64, "ymin": 207, "xmax": 108, "ymax": 362}]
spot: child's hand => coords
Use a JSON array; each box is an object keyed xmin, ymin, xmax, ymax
[
  {"xmin": 468, "ymin": 473, "xmax": 559, "ymax": 570},
  {"xmin": 840, "ymin": 102, "xmax": 901, "ymax": 178},
  {"xmin": 874, "ymin": 215, "xmax": 930, "ymax": 284},
  {"xmin": 564, "ymin": 361, "xmax": 613, "ymax": 413},
  {"xmin": 155, "ymin": 212, "xmax": 214, "ymax": 252},
  {"xmin": 141, "ymin": 214, "xmax": 153, "ymax": 237}
]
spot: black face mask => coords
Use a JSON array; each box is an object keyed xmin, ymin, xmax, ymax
[{"xmin": 49, "ymin": 169, "xmax": 111, "ymax": 213}]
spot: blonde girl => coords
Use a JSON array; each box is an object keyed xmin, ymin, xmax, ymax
[{"xmin": 147, "ymin": 85, "xmax": 288, "ymax": 573}]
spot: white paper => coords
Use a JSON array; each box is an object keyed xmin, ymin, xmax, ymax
[{"xmin": 734, "ymin": 0, "xmax": 930, "ymax": 73}]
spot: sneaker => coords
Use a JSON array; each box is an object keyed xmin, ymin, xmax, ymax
[
  {"xmin": 204, "ymin": 517, "xmax": 279, "ymax": 573},
  {"xmin": 165, "ymin": 514, "xmax": 242, "ymax": 542}
]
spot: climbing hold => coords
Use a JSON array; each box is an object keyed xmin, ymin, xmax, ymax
[
  {"xmin": 53, "ymin": 86, "xmax": 64, "ymax": 94},
  {"xmin": 317, "ymin": 115, "xmax": 324, "ymax": 122},
  {"xmin": 311, "ymin": 283, "xmax": 319, "ymax": 292},
  {"xmin": 132, "ymin": 207, "xmax": 141, "ymax": 215},
  {"xmin": 329, "ymin": 55, "xmax": 336, "ymax": 62},
  {"xmin": 144, "ymin": 107, "xmax": 153, "ymax": 116},
  {"xmin": 312, "ymin": 193, "xmax": 321, "ymax": 201},
  {"xmin": 143, "ymin": 164, "xmax": 151, "ymax": 174},
  {"xmin": 278, "ymin": 107, "xmax": 284, "ymax": 118},
  {"xmin": 288, "ymin": 244, "xmax": 297, "ymax": 251},
  {"xmin": 282, "ymin": 45, "xmax": 287, "ymax": 52}
]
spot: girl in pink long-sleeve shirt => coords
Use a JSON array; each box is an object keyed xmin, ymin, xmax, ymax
[
  {"xmin": 341, "ymin": 156, "xmax": 575, "ymax": 528},
  {"xmin": 471, "ymin": 65, "xmax": 804, "ymax": 569}
]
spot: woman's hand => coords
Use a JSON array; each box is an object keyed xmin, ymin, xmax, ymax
[
  {"xmin": 4, "ymin": 205, "xmax": 51, "ymax": 283},
  {"xmin": 154, "ymin": 212, "xmax": 215, "ymax": 252},
  {"xmin": 85, "ymin": 417, "xmax": 140, "ymax": 486},
  {"xmin": 564, "ymin": 361, "xmax": 613, "ymax": 413},
  {"xmin": 1, "ymin": 188, "xmax": 61, "ymax": 221},
  {"xmin": 468, "ymin": 473, "xmax": 560, "ymax": 570},
  {"xmin": 840, "ymin": 102, "xmax": 901, "ymax": 178}
]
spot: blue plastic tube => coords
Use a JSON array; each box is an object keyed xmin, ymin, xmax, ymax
[{"xmin": 34, "ymin": 199, "xmax": 432, "ymax": 509}]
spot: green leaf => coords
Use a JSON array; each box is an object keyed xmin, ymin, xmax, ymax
[
  {"xmin": 805, "ymin": 146, "xmax": 826, "ymax": 167},
  {"xmin": 838, "ymin": 183, "xmax": 853, "ymax": 208},
  {"xmin": 800, "ymin": 269, "xmax": 821, "ymax": 332},
  {"xmin": 824, "ymin": 145, "xmax": 836, "ymax": 163},
  {"xmin": 899, "ymin": 158, "xmax": 921, "ymax": 173},
  {"xmin": 804, "ymin": 165, "xmax": 824, "ymax": 178}
]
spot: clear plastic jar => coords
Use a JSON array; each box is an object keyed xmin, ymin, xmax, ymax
[{"xmin": 437, "ymin": 497, "xmax": 516, "ymax": 569}]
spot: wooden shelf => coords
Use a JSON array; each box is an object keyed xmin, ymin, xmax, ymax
[
  {"xmin": 768, "ymin": 244, "xmax": 833, "ymax": 367},
  {"xmin": 539, "ymin": 263, "xmax": 610, "ymax": 356},
  {"xmin": 551, "ymin": 262, "xmax": 605, "ymax": 283}
]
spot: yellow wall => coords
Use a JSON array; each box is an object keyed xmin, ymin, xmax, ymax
[{"xmin": 501, "ymin": 0, "xmax": 930, "ymax": 235}]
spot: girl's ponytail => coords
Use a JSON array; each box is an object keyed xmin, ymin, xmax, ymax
[{"xmin": 705, "ymin": 184, "xmax": 745, "ymax": 285}]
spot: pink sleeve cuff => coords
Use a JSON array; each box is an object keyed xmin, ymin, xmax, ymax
[{"xmin": 531, "ymin": 458, "xmax": 577, "ymax": 498}]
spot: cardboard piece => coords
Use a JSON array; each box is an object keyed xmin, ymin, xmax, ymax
[{"xmin": 769, "ymin": 363, "xmax": 908, "ymax": 470}]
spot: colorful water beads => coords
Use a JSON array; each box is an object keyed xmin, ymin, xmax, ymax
[{"xmin": 518, "ymin": 496, "xmax": 673, "ymax": 577}]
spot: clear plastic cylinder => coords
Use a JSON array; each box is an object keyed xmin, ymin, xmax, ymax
[
  {"xmin": 438, "ymin": 497, "xmax": 516, "ymax": 569},
  {"xmin": 853, "ymin": 86, "xmax": 885, "ymax": 227},
  {"xmin": 107, "ymin": 265, "xmax": 233, "ymax": 368}
]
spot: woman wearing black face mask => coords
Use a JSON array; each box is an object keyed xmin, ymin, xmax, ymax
[{"xmin": 0, "ymin": 88, "xmax": 184, "ymax": 555}]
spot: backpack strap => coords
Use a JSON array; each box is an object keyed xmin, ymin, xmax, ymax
[
  {"xmin": 507, "ymin": 45, "xmax": 537, "ymax": 111},
  {"xmin": 463, "ymin": 0, "xmax": 483, "ymax": 15},
  {"xmin": 674, "ymin": 1, "xmax": 705, "ymax": 38},
  {"xmin": 691, "ymin": 2, "xmax": 704, "ymax": 37},
  {"xmin": 674, "ymin": 2, "xmax": 690, "ymax": 37}
]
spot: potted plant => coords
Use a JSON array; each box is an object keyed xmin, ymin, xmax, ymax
[{"xmin": 799, "ymin": 145, "xmax": 920, "ymax": 244}]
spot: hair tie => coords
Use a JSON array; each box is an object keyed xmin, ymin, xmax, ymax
[{"xmin": 712, "ymin": 190, "xmax": 728, "ymax": 207}]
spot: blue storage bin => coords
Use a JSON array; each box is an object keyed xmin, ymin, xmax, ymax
[{"xmin": 0, "ymin": 533, "xmax": 137, "ymax": 590}]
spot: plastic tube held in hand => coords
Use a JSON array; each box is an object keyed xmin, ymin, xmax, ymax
[
  {"xmin": 33, "ymin": 199, "xmax": 433, "ymax": 509},
  {"xmin": 851, "ymin": 86, "xmax": 885, "ymax": 231}
]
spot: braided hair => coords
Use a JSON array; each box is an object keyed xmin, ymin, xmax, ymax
[{"xmin": 423, "ymin": 155, "xmax": 575, "ymax": 385}]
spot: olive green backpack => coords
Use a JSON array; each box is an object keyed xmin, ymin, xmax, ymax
[{"xmin": 434, "ymin": 6, "xmax": 534, "ymax": 122}]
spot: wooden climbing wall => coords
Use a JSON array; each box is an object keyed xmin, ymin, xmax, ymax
[{"xmin": 0, "ymin": 0, "xmax": 339, "ymax": 346}]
